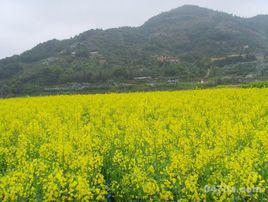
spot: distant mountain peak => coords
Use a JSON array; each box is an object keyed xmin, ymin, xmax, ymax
[
  {"xmin": 142, "ymin": 5, "xmax": 217, "ymax": 27},
  {"xmin": 174, "ymin": 4, "xmax": 207, "ymax": 10}
]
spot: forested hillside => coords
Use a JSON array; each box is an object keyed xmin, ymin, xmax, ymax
[{"xmin": 1, "ymin": 5, "xmax": 268, "ymax": 96}]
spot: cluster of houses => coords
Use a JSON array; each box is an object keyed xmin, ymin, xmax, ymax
[
  {"xmin": 71, "ymin": 50, "xmax": 107, "ymax": 65},
  {"xmin": 157, "ymin": 55, "xmax": 181, "ymax": 64},
  {"xmin": 210, "ymin": 45, "xmax": 266, "ymax": 64},
  {"xmin": 210, "ymin": 52, "xmax": 266, "ymax": 65}
]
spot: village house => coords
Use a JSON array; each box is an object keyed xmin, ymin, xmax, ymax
[
  {"xmin": 98, "ymin": 58, "xmax": 107, "ymax": 65},
  {"xmin": 134, "ymin": 76, "xmax": 152, "ymax": 80},
  {"xmin": 255, "ymin": 52, "xmax": 265, "ymax": 60},
  {"xmin": 90, "ymin": 51, "xmax": 99, "ymax": 56},
  {"xmin": 157, "ymin": 55, "xmax": 180, "ymax": 64}
]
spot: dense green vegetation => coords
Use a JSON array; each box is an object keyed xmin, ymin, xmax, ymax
[
  {"xmin": 241, "ymin": 80, "xmax": 268, "ymax": 88},
  {"xmin": 0, "ymin": 5, "xmax": 268, "ymax": 97}
]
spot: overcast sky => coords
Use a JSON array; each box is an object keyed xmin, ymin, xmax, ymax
[{"xmin": 1, "ymin": 0, "xmax": 268, "ymax": 59}]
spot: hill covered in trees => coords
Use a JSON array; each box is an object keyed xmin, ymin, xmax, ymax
[{"xmin": 1, "ymin": 5, "xmax": 268, "ymax": 96}]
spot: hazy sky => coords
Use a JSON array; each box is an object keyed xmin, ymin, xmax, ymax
[{"xmin": 1, "ymin": 0, "xmax": 268, "ymax": 59}]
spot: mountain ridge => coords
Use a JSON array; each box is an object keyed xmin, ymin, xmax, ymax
[{"xmin": 2, "ymin": 5, "xmax": 268, "ymax": 61}]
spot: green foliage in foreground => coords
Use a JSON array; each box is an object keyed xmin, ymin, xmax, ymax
[{"xmin": 241, "ymin": 81, "xmax": 268, "ymax": 88}]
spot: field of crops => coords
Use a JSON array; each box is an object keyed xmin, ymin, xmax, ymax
[{"xmin": 0, "ymin": 89, "xmax": 267, "ymax": 201}]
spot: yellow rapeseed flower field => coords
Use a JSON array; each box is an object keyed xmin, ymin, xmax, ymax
[{"xmin": 0, "ymin": 88, "xmax": 267, "ymax": 201}]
